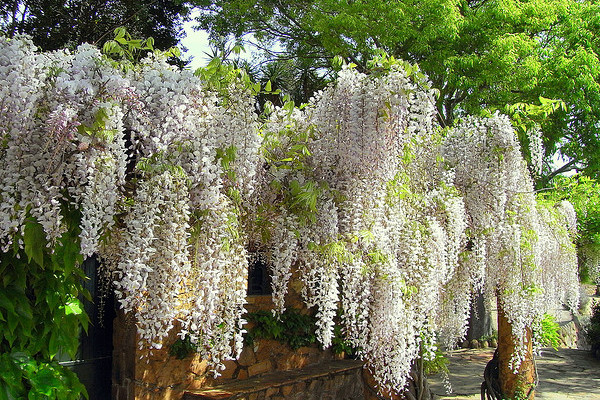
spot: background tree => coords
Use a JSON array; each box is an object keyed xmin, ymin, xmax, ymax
[
  {"xmin": 0, "ymin": 0, "xmax": 191, "ymax": 52},
  {"xmin": 191, "ymin": 0, "xmax": 600, "ymax": 185},
  {"xmin": 539, "ymin": 175, "xmax": 600, "ymax": 287}
]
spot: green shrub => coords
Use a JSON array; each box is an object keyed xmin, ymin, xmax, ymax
[
  {"xmin": 587, "ymin": 303, "xmax": 600, "ymax": 357},
  {"xmin": 537, "ymin": 313, "xmax": 561, "ymax": 350},
  {"xmin": 422, "ymin": 349, "xmax": 449, "ymax": 375},
  {"xmin": 245, "ymin": 309, "xmax": 317, "ymax": 350}
]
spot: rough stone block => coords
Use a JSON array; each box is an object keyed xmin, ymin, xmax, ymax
[
  {"xmin": 280, "ymin": 385, "xmax": 294, "ymax": 396},
  {"xmin": 293, "ymin": 381, "xmax": 306, "ymax": 392},
  {"xmin": 237, "ymin": 368, "xmax": 249, "ymax": 380},
  {"xmin": 308, "ymin": 379, "xmax": 323, "ymax": 392},
  {"xmin": 189, "ymin": 358, "xmax": 209, "ymax": 376},
  {"xmin": 248, "ymin": 360, "xmax": 272, "ymax": 377},
  {"xmin": 238, "ymin": 346, "xmax": 257, "ymax": 366}
]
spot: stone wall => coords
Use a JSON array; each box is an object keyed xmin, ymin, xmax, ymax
[
  {"xmin": 112, "ymin": 309, "xmax": 347, "ymax": 399},
  {"xmin": 184, "ymin": 359, "xmax": 364, "ymax": 400},
  {"xmin": 111, "ymin": 275, "xmax": 365, "ymax": 400}
]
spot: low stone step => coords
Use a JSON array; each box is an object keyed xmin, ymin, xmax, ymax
[{"xmin": 183, "ymin": 359, "xmax": 364, "ymax": 400}]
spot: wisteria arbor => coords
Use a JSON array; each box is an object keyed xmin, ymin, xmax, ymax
[{"xmin": 0, "ymin": 37, "xmax": 579, "ymax": 399}]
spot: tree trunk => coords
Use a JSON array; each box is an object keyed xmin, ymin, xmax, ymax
[
  {"xmin": 467, "ymin": 293, "xmax": 494, "ymax": 342},
  {"xmin": 496, "ymin": 301, "xmax": 536, "ymax": 399}
]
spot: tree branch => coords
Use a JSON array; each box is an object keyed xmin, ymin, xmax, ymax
[{"xmin": 544, "ymin": 159, "xmax": 579, "ymax": 183}]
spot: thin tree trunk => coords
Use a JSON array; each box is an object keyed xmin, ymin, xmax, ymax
[
  {"xmin": 496, "ymin": 301, "xmax": 536, "ymax": 399},
  {"xmin": 467, "ymin": 293, "xmax": 493, "ymax": 342}
]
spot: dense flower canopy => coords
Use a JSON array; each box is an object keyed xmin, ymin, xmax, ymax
[{"xmin": 0, "ymin": 37, "xmax": 579, "ymax": 393}]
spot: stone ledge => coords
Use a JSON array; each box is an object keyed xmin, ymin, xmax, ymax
[{"xmin": 182, "ymin": 359, "xmax": 364, "ymax": 400}]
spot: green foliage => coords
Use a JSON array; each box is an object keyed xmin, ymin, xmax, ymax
[
  {"xmin": 101, "ymin": 27, "xmax": 183, "ymax": 72},
  {"xmin": 0, "ymin": 353, "xmax": 87, "ymax": 400},
  {"xmin": 506, "ymin": 97, "xmax": 567, "ymax": 136},
  {"xmin": 261, "ymin": 121, "xmax": 329, "ymax": 226},
  {"xmin": 287, "ymin": 180, "xmax": 321, "ymax": 224},
  {"xmin": 366, "ymin": 50, "xmax": 435, "ymax": 92},
  {"xmin": 330, "ymin": 323, "xmax": 357, "ymax": 357},
  {"xmin": 1, "ymin": 0, "xmax": 189, "ymax": 54},
  {"xmin": 479, "ymin": 332, "xmax": 499, "ymax": 344},
  {"xmin": 215, "ymin": 145, "xmax": 237, "ymax": 181},
  {"xmin": 102, "ymin": 27, "xmax": 156, "ymax": 62},
  {"xmin": 0, "ymin": 210, "xmax": 89, "ymax": 399},
  {"xmin": 193, "ymin": 0, "xmax": 600, "ymax": 181},
  {"xmin": 539, "ymin": 175, "xmax": 600, "ymax": 282},
  {"xmin": 536, "ymin": 314, "xmax": 561, "ymax": 350},
  {"xmin": 194, "ymin": 54, "xmax": 260, "ymax": 99},
  {"xmin": 422, "ymin": 349, "xmax": 449, "ymax": 375},
  {"xmin": 170, "ymin": 308, "xmax": 355, "ymax": 357},
  {"xmin": 244, "ymin": 308, "xmax": 357, "ymax": 356},
  {"xmin": 169, "ymin": 336, "xmax": 196, "ymax": 360},
  {"xmin": 505, "ymin": 97, "xmax": 567, "ymax": 179},
  {"xmin": 255, "ymin": 58, "xmax": 328, "ymax": 110},
  {"xmin": 245, "ymin": 309, "xmax": 317, "ymax": 350},
  {"xmin": 542, "ymin": 176, "xmax": 600, "ymax": 245},
  {"xmin": 77, "ymin": 107, "xmax": 118, "ymax": 143},
  {"xmin": 587, "ymin": 302, "xmax": 600, "ymax": 356}
]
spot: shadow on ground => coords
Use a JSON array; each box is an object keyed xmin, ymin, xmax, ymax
[{"xmin": 428, "ymin": 348, "xmax": 600, "ymax": 400}]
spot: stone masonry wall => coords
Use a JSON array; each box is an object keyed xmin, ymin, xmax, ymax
[{"xmin": 112, "ymin": 272, "xmax": 361, "ymax": 400}]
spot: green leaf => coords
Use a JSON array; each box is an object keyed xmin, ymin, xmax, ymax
[
  {"xmin": 62, "ymin": 239, "xmax": 80, "ymax": 274},
  {"xmin": 64, "ymin": 300, "xmax": 83, "ymax": 316},
  {"xmin": 114, "ymin": 27, "xmax": 126, "ymax": 40},
  {"xmin": 332, "ymin": 55, "xmax": 343, "ymax": 69},
  {"xmin": 169, "ymin": 46, "xmax": 181, "ymax": 58},
  {"xmin": 48, "ymin": 331, "xmax": 58, "ymax": 359},
  {"xmin": 232, "ymin": 44, "xmax": 244, "ymax": 55},
  {"xmin": 145, "ymin": 37, "xmax": 155, "ymax": 50},
  {"xmin": 0, "ymin": 290, "xmax": 15, "ymax": 315},
  {"xmin": 207, "ymin": 57, "xmax": 222, "ymax": 69},
  {"xmin": 265, "ymin": 80, "xmax": 272, "ymax": 92},
  {"xmin": 24, "ymin": 222, "xmax": 46, "ymax": 269},
  {"xmin": 0, "ymin": 354, "xmax": 24, "ymax": 398},
  {"xmin": 30, "ymin": 367, "xmax": 61, "ymax": 396},
  {"xmin": 6, "ymin": 310, "xmax": 18, "ymax": 335}
]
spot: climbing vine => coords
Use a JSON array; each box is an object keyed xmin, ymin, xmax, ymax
[
  {"xmin": 0, "ymin": 209, "xmax": 89, "ymax": 399},
  {"xmin": 0, "ymin": 35, "xmax": 579, "ymax": 397}
]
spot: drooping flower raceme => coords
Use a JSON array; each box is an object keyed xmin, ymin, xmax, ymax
[
  {"xmin": 0, "ymin": 37, "xmax": 579, "ymax": 393},
  {"xmin": 0, "ymin": 37, "xmax": 263, "ymax": 373},
  {"xmin": 444, "ymin": 115, "xmax": 579, "ymax": 369},
  {"xmin": 259, "ymin": 66, "xmax": 578, "ymax": 392},
  {"xmin": 258, "ymin": 65, "xmax": 471, "ymax": 392}
]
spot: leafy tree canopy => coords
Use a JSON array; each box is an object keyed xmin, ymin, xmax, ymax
[
  {"xmin": 0, "ymin": 0, "xmax": 191, "ymax": 52},
  {"xmin": 541, "ymin": 175, "xmax": 600, "ymax": 246},
  {"xmin": 539, "ymin": 175, "xmax": 600, "ymax": 283},
  {"xmin": 192, "ymin": 0, "xmax": 600, "ymax": 185}
]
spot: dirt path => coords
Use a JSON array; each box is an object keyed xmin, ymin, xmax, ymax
[{"xmin": 428, "ymin": 348, "xmax": 600, "ymax": 400}]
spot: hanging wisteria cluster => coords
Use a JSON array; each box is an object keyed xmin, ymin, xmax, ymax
[
  {"xmin": 0, "ymin": 36, "xmax": 579, "ymax": 393},
  {"xmin": 257, "ymin": 65, "xmax": 470, "ymax": 391},
  {"xmin": 257, "ymin": 65, "xmax": 578, "ymax": 391},
  {"xmin": 0, "ymin": 36, "xmax": 261, "ymax": 369},
  {"xmin": 444, "ymin": 116, "xmax": 579, "ymax": 368}
]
